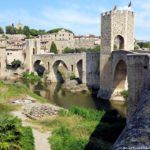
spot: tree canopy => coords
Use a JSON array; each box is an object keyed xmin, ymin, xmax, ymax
[
  {"xmin": 63, "ymin": 45, "xmax": 100, "ymax": 53},
  {"xmin": 50, "ymin": 42, "xmax": 58, "ymax": 53},
  {"xmin": 47, "ymin": 28, "xmax": 74, "ymax": 34},
  {"xmin": 0, "ymin": 27, "xmax": 4, "ymax": 34},
  {"xmin": 138, "ymin": 42, "xmax": 150, "ymax": 48},
  {"xmin": 6, "ymin": 25, "xmax": 17, "ymax": 34}
]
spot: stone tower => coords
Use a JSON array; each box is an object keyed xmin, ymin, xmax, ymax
[
  {"xmin": 17, "ymin": 20, "xmax": 23, "ymax": 30},
  {"xmin": 24, "ymin": 39, "xmax": 41, "ymax": 72},
  {"xmin": 98, "ymin": 7, "xmax": 134, "ymax": 99},
  {"xmin": 101, "ymin": 9, "xmax": 134, "ymax": 52}
]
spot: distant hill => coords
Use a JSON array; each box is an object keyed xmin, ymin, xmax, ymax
[{"xmin": 47, "ymin": 28, "xmax": 74, "ymax": 34}]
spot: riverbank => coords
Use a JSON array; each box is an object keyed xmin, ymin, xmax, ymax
[{"xmin": 0, "ymin": 80, "xmax": 126, "ymax": 150}]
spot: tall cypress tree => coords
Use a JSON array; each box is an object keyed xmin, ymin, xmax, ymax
[{"xmin": 50, "ymin": 42, "xmax": 58, "ymax": 53}]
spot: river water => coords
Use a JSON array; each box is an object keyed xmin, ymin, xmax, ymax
[{"xmin": 26, "ymin": 82, "xmax": 127, "ymax": 117}]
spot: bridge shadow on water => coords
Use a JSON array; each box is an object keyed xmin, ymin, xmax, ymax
[{"xmin": 84, "ymin": 93, "xmax": 126, "ymax": 150}]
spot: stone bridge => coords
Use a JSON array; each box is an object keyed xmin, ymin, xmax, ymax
[
  {"xmin": 113, "ymin": 53, "xmax": 150, "ymax": 149},
  {"xmin": 32, "ymin": 52, "xmax": 100, "ymax": 88}
]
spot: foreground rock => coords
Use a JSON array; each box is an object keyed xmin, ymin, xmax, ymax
[
  {"xmin": 63, "ymin": 80, "xmax": 89, "ymax": 93},
  {"xmin": 23, "ymin": 103, "xmax": 60, "ymax": 120}
]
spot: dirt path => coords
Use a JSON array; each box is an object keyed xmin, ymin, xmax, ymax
[{"xmin": 11, "ymin": 111, "xmax": 51, "ymax": 150}]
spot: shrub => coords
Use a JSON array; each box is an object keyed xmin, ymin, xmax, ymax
[
  {"xmin": 22, "ymin": 72, "xmax": 41, "ymax": 83},
  {"xmin": 10, "ymin": 59, "xmax": 22, "ymax": 69},
  {"xmin": 21, "ymin": 127, "xmax": 34, "ymax": 150},
  {"xmin": 0, "ymin": 116, "xmax": 22, "ymax": 150},
  {"xmin": 0, "ymin": 115, "xmax": 34, "ymax": 150},
  {"xmin": 49, "ymin": 126, "xmax": 87, "ymax": 150}
]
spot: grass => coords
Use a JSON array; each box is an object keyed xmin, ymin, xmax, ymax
[
  {"xmin": 30, "ymin": 107, "xmax": 126, "ymax": 150},
  {"xmin": 0, "ymin": 80, "xmax": 47, "ymax": 103},
  {"xmin": 30, "ymin": 107, "xmax": 109, "ymax": 150},
  {"xmin": 21, "ymin": 127, "xmax": 34, "ymax": 150},
  {"xmin": 0, "ymin": 80, "xmax": 126, "ymax": 150},
  {"xmin": 0, "ymin": 80, "xmax": 49, "ymax": 150}
]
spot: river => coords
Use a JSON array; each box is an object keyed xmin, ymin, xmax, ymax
[{"xmin": 26, "ymin": 82, "xmax": 127, "ymax": 117}]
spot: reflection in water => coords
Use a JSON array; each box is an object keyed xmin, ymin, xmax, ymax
[{"xmin": 27, "ymin": 82, "xmax": 127, "ymax": 117}]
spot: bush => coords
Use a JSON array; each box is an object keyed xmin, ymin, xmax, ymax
[
  {"xmin": 50, "ymin": 126, "xmax": 87, "ymax": 150},
  {"xmin": 21, "ymin": 127, "xmax": 34, "ymax": 150},
  {"xmin": 0, "ymin": 116, "xmax": 22, "ymax": 150},
  {"xmin": 0, "ymin": 115, "xmax": 34, "ymax": 150},
  {"xmin": 22, "ymin": 72, "xmax": 41, "ymax": 83}
]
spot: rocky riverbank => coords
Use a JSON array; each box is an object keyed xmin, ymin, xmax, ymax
[
  {"xmin": 23, "ymin": 103, "xmax": 60, "ymax": 120},
  {"xmin": 62, "ymin": 80, "xmax": 89, "ymax": 93}
]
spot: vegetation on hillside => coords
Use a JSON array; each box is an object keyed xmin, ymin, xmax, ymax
[
  {"xmin": 63, "ymin": 45, "xmax": 100, "ymax": 53},
  {"xmin": 50, "ymin": 42, "xmax": 58, "ymax": 53},
  {"xmin": 5, "ymin": 24, "xmax": 46, "ymax": 38},
  {"xmin": 47, "ymin": 28, "xmax": 74, "ymax": 34},
  {"xmin": 137, "ymin": 41, "xmax": 150, "ymax": 49}
]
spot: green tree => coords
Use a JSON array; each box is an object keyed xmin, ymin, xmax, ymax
[
  {"xmin": 64, "ymin": 47, "xmax": 74, "ymax": 53},
  {"xmin": 23, "ymin": 26, "xmax": 30, "ymax": 38},
  {"xmin": 50, "ymin": 42, "xmax": 58, "ymax": 53},
  {"xmin": 6, "ymin": 25, "xmax": 17, "ymax": 34},
  {"xmin": 30, "ymin": 29, "xmax": 38, "ymax": 36},
  {"xmin": 16, "ymin": 28, "xmax": 23, "ymax": 34},
  {"xmin": 38, "ymin": 29, "xmax": 46, "ymax": 35},
  {"xmin": 0, "ymin": 27, "xmax": 4, "ymax": 34},
  {"xmin": 93, "ymin": 45, "xmax": 101, "ymax": 52}
]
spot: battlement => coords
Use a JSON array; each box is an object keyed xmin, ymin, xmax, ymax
[{"xmin": 101, "ymin": 10, "xmax": 134, "ymax": 17}]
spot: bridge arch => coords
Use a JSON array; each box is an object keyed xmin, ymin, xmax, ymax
[
  {"xmin": 114, "ymin": 35, "xmax": 124, "ymax": 50},
  {"xmin": 33, "ymin": 60, "xmax": 46, "ymax": 77},
  {"xmin": 53, "ymin": 60, "xmax": 69, "ymax": 83},
  {"xmin": 112, "ymin": 60, "xmax": 128, "ymax": 100}
]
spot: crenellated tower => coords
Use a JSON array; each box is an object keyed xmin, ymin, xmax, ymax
[
  {"xmin": 101, "ymin": 9, "xmax": 134, "ymax": 52},
  {"xmin": 98, "ymin": 7, "xmax": 135, "ymax": 99}
]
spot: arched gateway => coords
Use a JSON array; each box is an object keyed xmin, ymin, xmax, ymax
[{"xmin": 111, "ymin": 60, "xmax": 128, "ymax": 101}]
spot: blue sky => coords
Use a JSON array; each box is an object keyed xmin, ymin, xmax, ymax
[{"xmin": 0, "ymin": 0, "xmax": 149, "ymax": 40}]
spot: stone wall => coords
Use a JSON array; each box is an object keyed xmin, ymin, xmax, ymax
[
  {"xmin": 113, "ymin": 54, "xmax": 150, "ymax": 149},
  {"xmin": 86, "ymin": 52, "xmax": 100, "ymax": 89},
  {"xmin": 127, "ymin": 54, "xmax": 149, "ymax": 118}
]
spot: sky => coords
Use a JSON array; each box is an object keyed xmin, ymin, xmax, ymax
[{"xmin": 0, "ymin": 0, "xmax": 149, "ymax": 41}]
